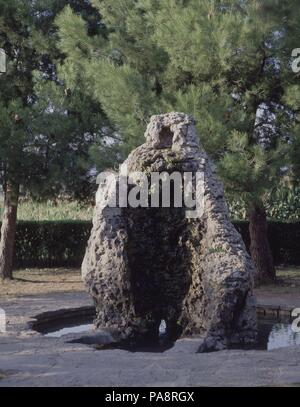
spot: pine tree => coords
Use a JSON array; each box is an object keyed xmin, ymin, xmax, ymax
[
  {"xmin": 57, "ymin": 0, "xmax": 300, "ymax": 284},
  {"xmin": 0, "ymin": 0, "xmax": 110, "ymax": 280}
]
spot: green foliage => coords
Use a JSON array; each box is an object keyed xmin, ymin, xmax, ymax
[
  {"xmin": 0, "ymin": 0, "xmax": 113, "ymax": 202},
  {"xmin": 1, "ymin": 219, "xmax": 298, "ymax": 268},
  {"xmin": 56, "ymin": 0, "xmax": 300, "ymax": 211},
  {"xmin": 0, "ymin": 199, "xmax": 93, "ymax": 221},
  {"xmin": 234, "ymin": 220, "xmax": 300, "ymax": 266},
  {"xmin": 229, "ymin": 185, "xmax": 300, "ymax": 222},
  {"xmin": 13, "ymin": 220, "xmax": 92, "ymax": 268}
]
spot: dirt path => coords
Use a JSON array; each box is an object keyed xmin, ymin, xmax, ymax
[{"xmin": 0, "ymin": 268, "xmax": 84, "ymax": 298}]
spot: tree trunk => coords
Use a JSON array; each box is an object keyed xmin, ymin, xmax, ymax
[
  {"xmin": 248, "ymin": 202, "xmax": 276, "ymax": 285},
  {"xmin": 0, "ymin": 183, "xmax": 19, "ymax": 280}
]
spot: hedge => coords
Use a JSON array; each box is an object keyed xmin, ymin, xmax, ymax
[
  {"xmin": 13, "ymin": 221, "xmax": 92, "ymax": 268},
  {"xmin": 1, "ymin": 220, "xmax": 299, "ymax": 268},
  {"xmin": 234, "ymin": 220, "xmax": 300, "ymax": 266}
]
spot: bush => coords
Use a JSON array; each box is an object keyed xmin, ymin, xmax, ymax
[
  {"xmin": 13, "ymin": 221, "xmax": 92, "ymax": 268},
  {"xmin": 1, "ymin": 220, "xmax": 299, "ymax": 269},
  {"xmin": 234, "ymin": 220, "xmax": 300, "ymax": 266}
]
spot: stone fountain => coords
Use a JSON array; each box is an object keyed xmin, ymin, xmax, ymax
[{"xmin": 82, "ymin": 112, "xmax": 257, "ymax": 352}]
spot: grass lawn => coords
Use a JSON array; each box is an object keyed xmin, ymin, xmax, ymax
[{"xmin": 0, "ymin": 199, "xmax": 93, "ymax": 221}]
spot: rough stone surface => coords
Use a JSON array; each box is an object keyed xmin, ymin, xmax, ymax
[
  {"xmin": 0, "ymin": 292, "xmax": 300, "ymax": 387},
  {"xmin": 82, "ymin": 112, "xmax": 257, "ymax": 351}
]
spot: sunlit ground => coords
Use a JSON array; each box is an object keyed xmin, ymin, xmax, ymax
[
  {"xmin": 0, "ymin": 267, "xmax": 300, "ymax": 299},
  {"xmin": 0, "ymin": 268, "xmax": 84, "ymax": 298}
]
